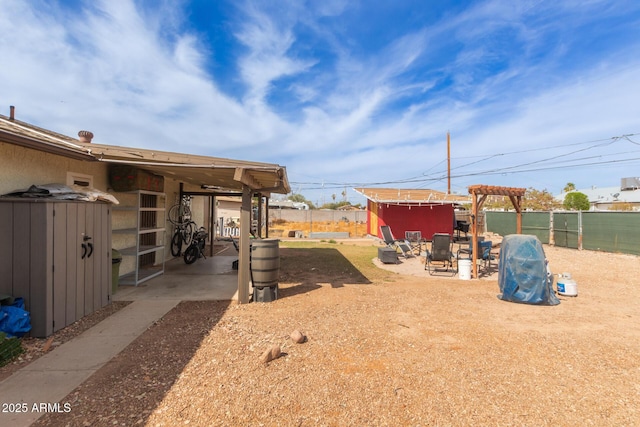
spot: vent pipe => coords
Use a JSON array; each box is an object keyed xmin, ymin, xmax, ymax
[
  {"xmin": 9, "ymin": 105, "xmax": 15, "ymax": 120},
  {"xmin": 78, "ymin": 130, "xmax": 94, "ymax": 143}
]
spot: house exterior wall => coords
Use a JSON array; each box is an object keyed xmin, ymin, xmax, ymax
[
  {"xmin": 0, "ymin": 142, "xmax": 109, "ymax": 195},
  {"xmin": 369, "ymin": 202, "xmax": 455, "ymax": 240}
]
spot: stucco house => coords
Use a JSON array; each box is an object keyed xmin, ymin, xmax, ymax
[
  {"xmin": 556, "ymin": 178, "xmax": 640, "ymax": 211},
  {"xmin": 0, "ymin": 107, "xmax": 289, "ymax": 336}
]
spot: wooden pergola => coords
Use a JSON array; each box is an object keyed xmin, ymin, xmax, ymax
[{"xmin": 468, "ymin": 185, "xmax": 526, "ymax": 278}]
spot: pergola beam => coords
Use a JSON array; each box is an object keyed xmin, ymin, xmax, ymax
[{"xmin": 468, "ymin": 185, "xmax": 526, "ymax": 278}]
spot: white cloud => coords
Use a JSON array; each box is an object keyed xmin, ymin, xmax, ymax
[{"xmin": 1, "ymin": 0, "xmax": 639, "ymax": 204}]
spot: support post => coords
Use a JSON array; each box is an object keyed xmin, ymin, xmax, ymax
[
  {"xmin": 471, "ymin": 193, "xmax": 478, "ymax": 279},
  {"xmin": 447, "ymin": 132, "xmax": 451, "ymax": 194},
  {"xmin": 265, "ymin": 199, "xmax": 269, "ymax": 238},
  {"xmin": 237, "ymin": 185, "xmax": 252, "ymax": 304},
  {"xmin": 257, "ymin": 193, "xmax": 263, "ymax": 238}
]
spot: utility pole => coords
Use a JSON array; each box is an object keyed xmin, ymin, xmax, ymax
[{"xmin": 447, "ymin": 131, "xmax": 451, "ymax": 194}]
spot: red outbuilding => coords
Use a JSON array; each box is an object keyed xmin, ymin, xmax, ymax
[{"xmin": 354, "ymin": 188, "xmax": 470, "ymax": 242}]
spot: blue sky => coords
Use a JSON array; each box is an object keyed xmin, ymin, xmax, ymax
[{"xmin": 1, "ymin": 0, "xmax": 639, "ymax": 206}]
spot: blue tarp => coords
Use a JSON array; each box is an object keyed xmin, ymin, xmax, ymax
[
  {"xmin": 0, "ymin": 297, "xmax": 31, "ymax": 337},
  {"xmin": 498, "ymin": 235, "xmax": 560, "ymax": 305}
]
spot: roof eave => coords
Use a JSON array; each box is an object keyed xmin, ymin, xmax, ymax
[{"xmin": 1, "ymin": 129, "xmax": 96, "ymax": 161}]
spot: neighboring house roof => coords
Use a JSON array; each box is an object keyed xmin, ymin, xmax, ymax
[
  {"xmin": 557, "ymin": 186, "xmax": 640, "ymax": 205},
  {"xmin": 0, "ymin": 114, "xmax": 290, "ymax": 194},
  {"xmin": 354, "ymin": 187, "xmax": 470, "ymax": 205},
  {"xmin": 268, "ymin": 199, "xmax": 309, "ymax": 210}
]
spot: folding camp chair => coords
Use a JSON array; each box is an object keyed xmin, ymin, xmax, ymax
[
  {"xmin": 405, "ymin": 231, "xmax": 423, "ymax": 255},
  {"xmin": 425, "ymin": 233, "xmax": 455, "ymax": 275},
  {"xmin": 380, "ymin": 225, "xmax": 414, "ymax": 258},
  {"xmin": 457, "ymin": 238, "xmax": 497, "ymax": 275}
]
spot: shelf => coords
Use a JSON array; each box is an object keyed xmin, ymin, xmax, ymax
[
  {"xmin": 119, "ymin": 245, "xmax": 164, "ymax": 256},
  {"xmin": 139, "ymin": 226, "xmax": 165, "ymax": 234},
  {"xmin": 113, "ymin": 227, "xmax": 164, "ymax": 235},
  {"xmin": 118, "ymin": 266, "xmax": 164, "ymax": 286},
  {"xmin": 112, "ymin": 190, "xmax": 166, "ymax": 286}
]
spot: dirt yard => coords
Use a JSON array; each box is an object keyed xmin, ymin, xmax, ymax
[
  {"xmin": 22, "ymin": 240, "xmax": 640, "ymax": 426},
  {"xmin": 269, "ymin": 220, "xmax": 369, "ymax": 238}
]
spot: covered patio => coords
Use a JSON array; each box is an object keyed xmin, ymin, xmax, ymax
[
  {"xmin": 113, "ymin": 247, "xmax": 240, "ymax": 301},
  {"xmin": 86, "ymin": 143, "xmax": 290, "ymax": 304}
]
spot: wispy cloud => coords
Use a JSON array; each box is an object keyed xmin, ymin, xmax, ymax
[{"xmin": 1, "ymin": 0, "xmax": 639, "ymax": 201}]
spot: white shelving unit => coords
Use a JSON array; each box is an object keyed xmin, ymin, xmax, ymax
[{"xmin": 113, "ymin": 190, "xmax": 166, "ymax": 286}]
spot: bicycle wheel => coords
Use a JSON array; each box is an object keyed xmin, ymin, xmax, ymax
[
  {"xmin": 184, "ymin": 245, "xmax": 199, "ymax": 264},
  {"xmin": 168, "ymin": 204, "xmax": 192, "ymax": 225},
  {"xmin": 182, "ymin": 221, "xmax": 196, "ymax": 246},
  {"xmin": 171, "ymin": 231, "xmax": 183, "ymax": 257}
]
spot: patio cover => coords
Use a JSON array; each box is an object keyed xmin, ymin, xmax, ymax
[{"xmin": 1, "ymin": 114, "xmax": 291, "ymax": 304}]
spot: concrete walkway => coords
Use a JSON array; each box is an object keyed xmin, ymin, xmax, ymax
[
  {"xmin": 0, "ymin": 299, "xmax": 180, "ymax": 427},
  {"xmin": 0, "ymin": 251, "xmax": 241, "ymax": 426}
]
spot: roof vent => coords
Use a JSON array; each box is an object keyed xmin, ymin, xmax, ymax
[{"xmin": 78, "ymin": 130, "xmax": 94, "ymax": 143}]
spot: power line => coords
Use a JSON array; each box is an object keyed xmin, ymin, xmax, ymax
[{"xmin": 289, "ymin": 133, "xmax": 640, "ymax": 190}]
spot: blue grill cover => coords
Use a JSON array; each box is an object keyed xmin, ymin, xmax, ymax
[{"xmin": 498, "ymin": 235, "xmax": 560, "ymax": 305}]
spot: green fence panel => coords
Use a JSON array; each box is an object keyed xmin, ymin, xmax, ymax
[
  {"xmin": 486, "ymin": 212, "xmax": 550, "ymax": 243},
  {"xmin": 522, "ymin": 212, "xmax": 551, "ymax": 243},
  {"xmin": 486, "ymin": 212, "xmax": 516, "ymax": 237},
  {"xmin": 553, "ymin": 212, "xmax": 580, "ymax": 249},
  {"xmin": 582, "ymin": 212, "xmax": 640, "ymax": 255},
  {"xmin": 487, "ymin": 210, "xmax": 640, "ymax": 255}
]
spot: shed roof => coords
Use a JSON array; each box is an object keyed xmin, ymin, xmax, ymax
[
  {"xmin": 354, "ymin": 187, "xmax": 470, "ymax": 205},
  {"xmin": 0, "ymin": 114, "xmax": 290, "ymax": 194}
]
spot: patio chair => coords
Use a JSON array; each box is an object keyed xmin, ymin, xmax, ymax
[
  {"xmin": 425, "ymin": 233, "xmax": 455, "ymax": 275},
  {"xmin": 380, "ymin": 225, "xmax": 414, "ymax": 258},
  {"xmin": 457, "ymin": 239, "xmax": 497, "ymax": 274},
  {"xmin": 454, "ymin": 220, "xmax": 470, "ymax": 241},
  {"xmin": 405, "ymin": 231, "xmax": 423, "ymax": 255}
]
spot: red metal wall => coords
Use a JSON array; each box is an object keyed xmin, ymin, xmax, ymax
[{"xmin": 370, "ymin": 203, "xmax": 454, "ymax": 240}]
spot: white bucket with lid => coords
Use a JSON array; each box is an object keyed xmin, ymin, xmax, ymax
[
  {"xmin": 557, "ymin": 273, "xmax": 578, "ymax": 297},
  {"xmin": 458, "ymin": 259, "xmax": 472, "ymax": 280}
]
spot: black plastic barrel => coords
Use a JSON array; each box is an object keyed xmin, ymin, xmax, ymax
[
  {"xmin": 251, "ymin": 238, "xmax": 280, "ymax": 290},
  {"xmin": 111, "ymin": 249, "xmax": 122, "ymax": 294}
]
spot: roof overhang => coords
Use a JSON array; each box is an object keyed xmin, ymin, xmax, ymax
[
  {"xmin": 354, "ymin": 187, "xmax": 471, "ymax": 205},
  {"xmin": 0, "ymin": 128, "xmax": 96, "ymax": 161},
  {"xmin": 89, "ymin": 143, "xmax": 290, "ymax": 195}
]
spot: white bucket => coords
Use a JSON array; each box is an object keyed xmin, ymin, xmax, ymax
[
  {"xmin": 557, "ymin": 273, "xmax": 578, "ymax": 297},
  {"xmin": 458, "ymin": 259, "xmax": 472, "ymax": 280}
]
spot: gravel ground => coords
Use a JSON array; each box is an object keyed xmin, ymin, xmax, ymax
[
  {"xmin": 21, "ymin": 242, "xmax": 640, "ymax": 426},
  {"xmin": 0, "ymin": 301, "xmax": 131, "ymax": 382}
]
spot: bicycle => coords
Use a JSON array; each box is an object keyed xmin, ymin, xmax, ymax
[
  {"xmin": 184, "ymin": 227, "xmax": 208, "ymax": 264},
  {"xmin": 168, "ymin": 201, "xmax": 194, "ymax": 256},
  {"xmin": 170, "ymin": 220, "xmax": 196, "ymax": 257},
  {"xmin": 167, "ymin": 202, "xmax": 192, "ymax": 226}
]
